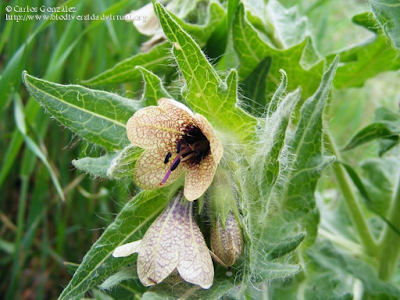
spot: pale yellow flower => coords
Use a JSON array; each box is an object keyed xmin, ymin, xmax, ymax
[
  {"xmin": 126, "ymin": 98, "xmax": 223, "ymax": 201},
  {"xmin": 113, "ymin": 192, "xmax": 214, "ymax": 289}
]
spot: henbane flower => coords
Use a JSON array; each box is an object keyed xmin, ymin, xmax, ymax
[
  {"xmin": 126, "ymin": 98, "xmax": 223, "ymax": 201},
  {"xmin": 113, "ymin": 191, "xmax": 214, "ymax": 289}
]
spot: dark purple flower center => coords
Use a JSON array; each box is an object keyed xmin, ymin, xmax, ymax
[{"xmin": 159, "ymin": 125, "xmax": 210, "ymax": 185}]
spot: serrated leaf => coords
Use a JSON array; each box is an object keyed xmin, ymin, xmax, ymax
[
  {"xmin": 370, "ymin": 0, "xmax": 400, "ymax": 49},
  {"xmin": 343, "ymin": 107, "xmax": 400, "ymax": 152},
  {"xmin": 23, "ymin": 72, "xmax": 140, "ymax": 151},
  {"xmin": 232, "ymin": 3, "xmax": 324, "ymax": 101},
  {"xmin": 137, "ymin": 67, "xmax": 172, "ymax": 107},
  {"xmin": 241, "ymin": 57, "xmax": 271, "ymax": 116},
  {"xmin": 58, "ymin": 188, "xmax": 178, "ymax": 300},
  {"xmin": 155, "ymin": 3, "xmax": 257, "ymax": 140},
  {"xmin": 275, "ymin": 57, "xmax": 339, "ymax": 245},
  {"xmin": 107, "ymin": 145, "xmax": 143, "ymax": 179},
  {"xmin": 82, "ymin": 42, "xmax": 172, "ymax": 86},
  {"xmin": 260, "ymin": 87, "xmax": 300, "ymax": 193},
  {"xmin": 177, "ymin": 2, "xmax": 226, "ymax": 48},
  {"xmin": 328, "ymin": 13, "xmax": 400, "ymax": 89},
  {"xmin": 243, "ymin": 59, "xmax": 337, "ymax": 286}
]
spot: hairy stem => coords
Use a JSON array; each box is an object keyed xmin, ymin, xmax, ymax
[
  {"xmin": 324, "ymin": 132, "xmax": 378, "ymax": 255},
  {"xmin": 378, "ymin": 173, "xmax": 400, "ymax": 280}
]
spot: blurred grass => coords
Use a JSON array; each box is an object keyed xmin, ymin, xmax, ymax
[
  {"xmin": 0, "ymin": 0, "xmax": 399, "ymax": 299},
  {"xmin": 0, "ymin": 0, "xmax": 146, "ymax": 298}
]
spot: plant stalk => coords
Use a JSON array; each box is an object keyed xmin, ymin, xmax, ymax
[
  {"xmin": 324, "ymin": 132, "xmax": 378, "ymax": 255},
  {"xmin": 378, "ymin": 173, "xmax": 400, "ymax": 280}
]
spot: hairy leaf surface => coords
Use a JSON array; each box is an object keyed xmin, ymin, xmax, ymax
[{"xmin": 23, "ymin": 72, "xmax": 140, "ymax": 151}]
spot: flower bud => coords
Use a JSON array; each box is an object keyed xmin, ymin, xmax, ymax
[
  {"xmin": 210, "ymin": 211, "xmax": 243, "ymax": 268},
  {"xmin": 208, "ymin": 170, "xmax": 243, "ymax": 268}
]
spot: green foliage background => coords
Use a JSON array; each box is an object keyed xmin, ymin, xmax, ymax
[{"xmin": 1, "ymin": 0, "xmax": 400, "ymax": 299}]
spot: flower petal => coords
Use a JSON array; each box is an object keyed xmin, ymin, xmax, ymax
[
  {"xmin": 134, "ymin": 148, "xmax": 184, "ymax": 189},
  {"xmin": 194, "ymin": 114, "xmax": 223, "ymax": 163},
  {"xmin": 126, "ymin": 98, "xmax": 194, "ymax": 150},
  {"xmin": 177, "ymin": 201, "xmax": 214, "ymax": 289},
  {"xmin": 112, "ymin": 240, "xmax": 142, "ymax": 258},
  {"xmin": 126, "ymin": 3, "xmax": 160, "ymax": 36},
  {"xmin": 184, "ymin": 155, "xmax": 217, "ymax": 201},
  {"xmin": 137, "ymin": 192, "xmax": 186, "ymax": 286},
  {"xmin": 158, "ymin": 98, "xmax": 195, "ymax": 117}
]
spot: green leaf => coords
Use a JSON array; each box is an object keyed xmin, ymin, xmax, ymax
[
  {"xmin": 177, "ymin": 2, "xmax": 226, "ymax": 48},
  {"xmin": 91, "ymin": 289, "xmax": 115, "ymax": 300},
  {"xmin": 342, "ymin": 122, "xmax": 396, "ymax": 150},
  {"xmin": 267, "ymin": 232, "xmax": 306, "ymax": 260},
  {"xmin": 232, "ymin": 3, "xmax": 324, "ymax": 100},
  {"xmin": 253, "ymin": 262, "xmax": 301, "ymax": 282},
  {"xmin": 343, "ymin": 107, "xmax": 400, "ymax": 152},
  {"xmin": 137, "ymin": 67, "xmax": 172, "ymax": 107},
  {"xmin": 244, "ymin": 58, "xmax": 338, "ymax": 285},
  {"xmin": 274, "ymin": 56, "xmax": 339, "ymax": 245},
  {"xmin": 107, "ymin": 146, "xmax": 143, "ymax": 179},
  {"xmin": 72, "ymin": 153, "xmax": 117, "ymax": 178},
  {"xmin": 263, "ymin": 0, "xmax": 309, "ymax": 48},
  {"xmin": 99, "ymin": 267, "xmax": 138, "ymax": 290},
  {"xmin": 72, "ymin": 146, "xmax": 142, "ymax": 179},
  {"xmin": 329, "ymin": 13, "xmax": 400, "ymax": 89},
  {"xmin": 310, "ymin": 241, "xmax": 400, "ymax": 299},
  {"xmin": 370, "ymin": 0, "xmax": 400, "ymax": 49},
  {"xmin": 361, "ymin": 156, "xmax": 400, "ymax": 218},
  {"xmin": 267, "ymin": 70, "xmax": 288, "ymax": 117},
  {"xmin": 241, "ymin": 57, "xmax": 271, "ymax": 116},
  {"xmin": 257, "ymin": 87, "xmax": 301, "ymax": 199},
  {"xmin": 23, "ymin": 72, "xmax": 140, "ymax": 151},
  {"xmin": 339, "ymin": 162, "xmax": 400, "ymax": 236},
  {"xmin": 141, "ymin": 275, "xmax": 236, "ymax": 300},
  {"xmin": 155, "ymin": 3, "xmax": 257, "ymax": 140},
  {"xmin": 82, "ymin": 42, "xmax": 172, "ymax": 86},
  {"xmin": 58, "ymin": 188, "xmax": 178, "ymax": 300}
]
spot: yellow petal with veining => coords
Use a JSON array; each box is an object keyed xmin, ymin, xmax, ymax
[
  {"xmin": 177, "ymin": 201, "xmax": 214, "ymax": 289},
  {"xmin": 137, "ymin": 195, "xmax": 182, "ymax": 286},
  {"xmin": 184, "ymin": 155, "xmax": 217, "ymax": 201},
  {"xmin": 126, "ymin": 100, "xmax": 194, "ymax": 150},
  {"xmin": 133, "ymin": 148, "xmax": 184, "ymax": 189}
]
